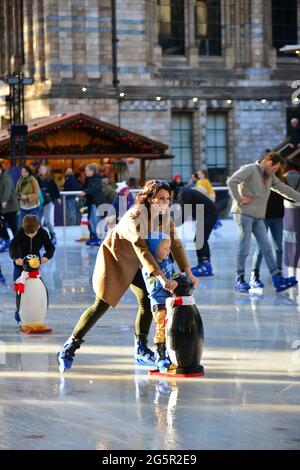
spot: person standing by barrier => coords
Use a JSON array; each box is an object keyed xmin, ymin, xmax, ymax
[
  {"xmin": 0, "ymin": 164, "xmax": 19, "ymax": 252},
  {"xmin": 16, "ymin": 166, "xmax": 40, "ymax": 227},
  {"xmin": 63, "ymin": 168, "xmax": 79, "ymax": 226},
  {"xmin": 80, "ymin": 164, "xmax": 106, "ymax": 246},
  {"xmin": 36, "ymin": 165, "xmax": 61, "ymax": 245}
]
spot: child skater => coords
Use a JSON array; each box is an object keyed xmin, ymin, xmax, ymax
[
  {"xmin": 8, "ymin": 215, "xmax": 55, "ymax": 323},
  {"xmin": 142, "ymin": 232, "xmax": 178, "ymax": 372}
]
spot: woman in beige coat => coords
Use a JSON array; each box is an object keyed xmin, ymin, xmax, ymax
[
  {"xmin": 58, "ymin": 180, "xmax": 197, "ymax": 372},
  {"xmin": 16, "ymin": 166, "xmax": 40, "ymax": 226}
]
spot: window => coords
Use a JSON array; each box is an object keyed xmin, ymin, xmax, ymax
[
  {"xmin": 195, "ymin": 0, "xmax": 221, "ymax": 56},
  {"xmin": 172, "ymin": 113, "xmax": 193, "ymax": 181},
  {"xmin": 207, "ymin": 113, "xmax": 228, "ymax": 182},
  {"xmin": 157, "ymin": 0, "xmax": 185, "ymax": 56},
  {"xmin": 272, "ymin": 0, "xmax": 298, "ymax": 56}
]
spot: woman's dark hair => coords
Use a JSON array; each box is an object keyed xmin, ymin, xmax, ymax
[
  {"xmin": 0, "ymin": 163, "xmax": 4, "ymax": 172},
  {"xmin": 22, "ymin": 165, "xmax": 33, "ymax": 175},
  {"xmin": 131, "ymin": 179, "xmax": 170, "ymax": 219}
]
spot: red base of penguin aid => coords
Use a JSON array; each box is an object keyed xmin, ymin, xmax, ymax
[
  {"xmin": 148, "ymin": 366, "xmax": 205, "ymax": 378},
  {"xmin": 20, "ymin": 323, "xmax": 53, "ymax": 334}
]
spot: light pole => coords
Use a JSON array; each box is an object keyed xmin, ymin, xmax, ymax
[{"xmin": 4, "ymin": 74, "xmax": 34, "ymax": 167}]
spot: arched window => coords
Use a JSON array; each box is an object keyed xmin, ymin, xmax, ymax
[
  {"xmin": 195, "ymin": 0, "xmax": 221, "ymax": 56},
  {"xmin": 157, "ymin": 0, "xmax": 185, "ymax": 56},
  {"xmin": 272, "ymin": 0, "xmax": 298, "ymax": 55}
]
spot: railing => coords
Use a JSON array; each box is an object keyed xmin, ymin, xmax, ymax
[
  {"xmin": 59, "ymin": 191, "xmax": 82, "ymax": 231},
  {"xmin": 59, "ymin": 186, "xmax": 230, "ymax": 227}
]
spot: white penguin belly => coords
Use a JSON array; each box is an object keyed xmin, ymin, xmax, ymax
[{"xmin": 19, "ymin": 278, "xmax": 47, "ymax": 324}]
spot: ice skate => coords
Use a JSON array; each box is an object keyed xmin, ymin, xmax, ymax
[
  {"xmin": 134, "ymin": 335, "xmax": 155, "ymax": 366},
  {"xmin": 57, "ymin": 336, "xmax": 84, "ymax": 373}
]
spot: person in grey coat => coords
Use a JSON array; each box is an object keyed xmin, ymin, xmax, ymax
[
  {"xmin": 227, "ymin": 151, "xmax": 300, "ymax": 293},
  {"xmin": 0, "ymin": 164, "xmax": 19, "ymax": 252}
]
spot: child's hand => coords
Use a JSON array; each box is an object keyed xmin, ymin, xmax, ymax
[
  {"xmin": 15, "ymin": 258, "xmax": 23, "ymax": 266},
  {"xmin": 40, "ymin": 257, "xmax": 48, "ymax": 264},
  {"xmin": 161, "ymin": 278, "xmax": 178, "ymax": 292}
]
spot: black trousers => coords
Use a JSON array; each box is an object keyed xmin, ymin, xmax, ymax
[
  {"xmin": 0, "ymin": 211, "xmax": 18, "ymax": 239},
  {"xmin": 195, "ymin": 210, "xmax": 217, "ymax": 261},
  {"xmin": 72, "ymin": 269, "xmax": 152, "ymax": 340}
]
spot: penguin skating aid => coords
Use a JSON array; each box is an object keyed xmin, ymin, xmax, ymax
[
  {"xmin": 148, "ymin": 274, "xmax": 205, "ymax": 378},
  {"xmin": 14, "ymin": 255, "xmax": 52, "ymax": 334}
]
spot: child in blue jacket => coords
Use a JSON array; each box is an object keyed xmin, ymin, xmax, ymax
[{"xmin": 142, "ymin": 232, "xmax": 178, "ymax": 372}]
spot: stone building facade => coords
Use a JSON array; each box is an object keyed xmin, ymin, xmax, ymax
[{"xmin": 0, "ymin": 0, "xmax": 300, "ymax": 182}]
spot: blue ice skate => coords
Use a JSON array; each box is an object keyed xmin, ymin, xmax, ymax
[
  {"xmin": 213, "ymin": 218, "xmax": 222, "ymax": 230},
  {"xmin": 14, "ymin": 310, "xmax": 21, "ymax": 324},
  {"xmin": 235, "ymin": 274, "xmax": 250, "ymax": 293},
  {"xmin": 0, "ymin": 239, "xmax": 10, "ymax": 253},
  {"xmin": 154, "ymin": 343, "xmax": 171, "ymax": 372},
  {"xmin": 50, "ymin": 233, "xmax": 57, "ymax": 246},
  {"xmin": 272, "ymin": 273, "xmax": 298, "ymax": 293},
  {"xmin": 135, "ymin": 335, "xmax": 155, "ymax": 366},
  {"xmin": 191, "ymin": 260, "xmax": 213, "ymax": 277},
  {"xmin": 57, "ymin": 336, "xmax": 84, "ymax": 373}
]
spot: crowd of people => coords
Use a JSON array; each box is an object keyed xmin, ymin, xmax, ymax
[{"xmin": 1, "ymin": 151, "xmax": 300, "ymax": 373}]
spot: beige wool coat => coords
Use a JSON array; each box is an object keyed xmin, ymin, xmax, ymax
[{"xmin": 92, "ymin": 207, "xmax": 190, "ymax": 307}]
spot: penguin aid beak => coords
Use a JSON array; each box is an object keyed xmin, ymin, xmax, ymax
[{"xmin": 29, "ymin": 258, "xmax": 40, "ymax": 269}]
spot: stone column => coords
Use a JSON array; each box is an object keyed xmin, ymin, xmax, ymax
[
  {"xmin": 43, "ymin": 0, "xmax": 60, "ymax": 83},
  {"xmin": 32, "ymin": 0, "xmax": 46, "ymax": 81},
  {"xmin": 22, "ymin": 0, "xmax": 34, "ymax": 77},
  {"xmin": 150, "ymin": 0, "xmax": 163, "ymax": 68},
  {"xmin": 187, "ymin": 0, "xmax": 199, "ymax": 68},
  {"xmin": 250, "ymin": 0, "xmax": 265, "ymax": 68}
]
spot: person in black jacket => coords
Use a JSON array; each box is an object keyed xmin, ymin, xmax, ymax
[
  {"xmin": 0, "ymin": 163, "xmax": 19, "ymax": 252},
  {"xmin": 251, "ymin": 168, "xmax": 288, "ymax": 288},
  {"xmin": 80, "ymin": 164, "xmax": 106, "ymax": 245},
  {"xmin": 63, "ymin": 168, "xmax": 79, "ymax": 225},
  {"xmin": 171, "ymin": 185, "xmax": 217, "ymax": 276},
  {"xmin": 9, "ymin": 214, "xmax": 55, "ymax": 323},
  {"xmin": 36, "ymin": 165, "xmax": 61, "ymax": 245}
]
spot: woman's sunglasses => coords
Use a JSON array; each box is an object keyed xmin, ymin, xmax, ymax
[{"xmin": 152, "ymin": 179, "xmax": 170, "ymax": 189}]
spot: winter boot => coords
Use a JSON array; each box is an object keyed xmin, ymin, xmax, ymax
[
  {"xmin": 134, "ymin": 335, "xmax": 155, "ymax": 366},
  {"xmin": 191, "ymin": 260, "xmax": 213, "ymax": 277},
  {"xmin": 235, "ymin": 274, "xmax": 250, "ymax": 293},
  {"xmin": 0, "ymin": 239, "xmax": 10, "ymax": 253},
  {"xmin": 272, "ymin": 273, "xmax": 298, "ymax": 293},
  {"xmin": 155, "ymin": 343, "xmax": 171, "ymax": 372},
  {"xmin": 250, "ymin": 270, "xmax": 264, "ymax": 289},
  {"xmin": 57, "ymin": 336, "xmax": 84, "ymax": 373}
]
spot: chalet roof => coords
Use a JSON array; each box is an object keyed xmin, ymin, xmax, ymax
[{"xmin": 0, "ymin": 112, "xmax": 172, "ymax": 160}]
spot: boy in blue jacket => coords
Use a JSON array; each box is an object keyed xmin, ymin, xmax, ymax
[{"xmin": 142, "ymin": 232, "xmax": 178, "ymax": 372}]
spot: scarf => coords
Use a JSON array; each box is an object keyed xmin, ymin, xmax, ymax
[
  {"xmin": 165, "ymin": 295, "xmax": 195, "ymax": 323},
  {"xmin": 14, "ymin": 269, "xmax": 40, "ymax": 294},
  {"xmin": 16, "ymin": 175, "xmax": 34, "ymax": 195}
]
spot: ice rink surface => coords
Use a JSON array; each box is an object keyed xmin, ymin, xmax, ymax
[{"xmin": 0, "ymin": 221, "xmax": 299, "ymax": 450}]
